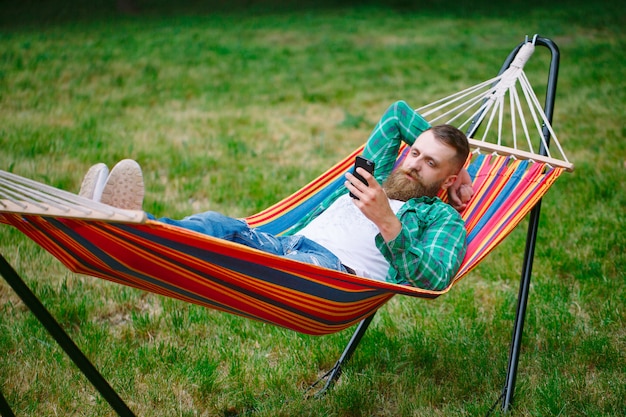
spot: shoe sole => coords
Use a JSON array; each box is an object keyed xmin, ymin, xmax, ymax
[
  {"xmin": 79, "ymin": 163, "xmax": 109, "ymax": 200},
  {"xmin": 100, "ymin": 159, "xmax": 145, "ymax": 210}
]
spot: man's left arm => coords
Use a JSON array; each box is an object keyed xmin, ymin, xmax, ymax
[{"xmin": 375, "ymin": 206, "xmax": 467, "ymax": 290}]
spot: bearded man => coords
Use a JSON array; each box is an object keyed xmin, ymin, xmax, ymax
[{"xmin": 79, "ymin": 101, "xmax": 472, "ymax": 290}]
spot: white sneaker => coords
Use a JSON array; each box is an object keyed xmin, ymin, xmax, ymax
[
  {"xmin": 79, "ymin": 163, "xmax": 109, "ymax": 201},
  {"xmin": 100, "ymin": 159, "xmax": 145, "ymax": 210}
]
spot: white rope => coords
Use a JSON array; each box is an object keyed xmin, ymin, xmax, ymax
[
  {"xmin": 482, "ymin": 96, "xmax": 498, "ymax": 143},
  {"xmin": 506, "ymin": 82, "xmax": 531, "ymax": 154},
  {"xmin": 430, "ymin": 88, "xmax": 494, "ymax": 127},
  {"xmin": 419, "ymin": 76, "xmax": 501, "ymax": 119},
  {"xmin": 0, "ymin": 176, "xmax": 91, "ymax": 214},
  {"xmin": 414, "ymin": 37, "xmax": 571, "ymax": 170},
  {"xmin": 519, "ymin": 71, "xmax": 570, "ymax": 163},
  {"xmin": 497, "ymin": 95, "xmax": 504, "ymax": 146},
  {"xmin": 0, "ymin": 170, "xmax": 146, "ymax": 223},
  {"xmin": 510, "ymin": 91, "xmax": 517, "ymax": 151}
]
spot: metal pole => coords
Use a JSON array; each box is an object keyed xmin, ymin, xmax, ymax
[
  {"xmin": 312, "ymin": 314, "xmax": 375, "ymax": 396},
  {"xmin": 0, "ymin": 253, "xmax": 136, "ymax": 417},
  {"xmin": 0, "ymin": 387, "xmax": 16, "ymax": 417},
  {"xmin": 501, "ymin": 36, "xmax": 560, "ymax": 412}
]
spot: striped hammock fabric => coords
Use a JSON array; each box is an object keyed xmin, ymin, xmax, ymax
[
  {"xmin": 0, "ymin": 38, "xmax": 570, "ymax": 336},
  {"xmin": 0, "ymin": 150, "xmax": 564, "ymax": 335}
]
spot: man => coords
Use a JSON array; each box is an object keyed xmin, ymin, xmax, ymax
[{"xmin": 80, "ymin": 101, "xmax": 472, "ymax": 291}]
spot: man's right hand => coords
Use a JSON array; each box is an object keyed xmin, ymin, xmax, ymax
[{"xmin": 345, "ymin": 169, "xmax": 402, "ymax": 243}]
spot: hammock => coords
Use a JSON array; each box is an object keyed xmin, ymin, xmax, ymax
[
  {"xmin": 0, "ymin": 151, "xmax": 566, "ymax": 334},
  {"xmin": 0, "ymin": 35, "xmax": 571, "ymax": 414},
  {"xmin": 0, "ymin": 37, "xmax": 571, "ymax": 336}
]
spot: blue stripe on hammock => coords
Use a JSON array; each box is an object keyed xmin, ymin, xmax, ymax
[
  {"xmin": 466, "ymin": 157, "xmax": 529, "ymax": 242},
  {"xmin": 44, "ymin": 218, "xmax": 385, "ymax": 327},
  {"xmin": 43, "ymin": 218, "xmax": 255, "ymax": 319},
  {"xmin": 255, "ymin": 176, "xmax": 345, "ymax": 235}
]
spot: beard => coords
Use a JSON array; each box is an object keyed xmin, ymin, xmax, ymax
[{"xmin": 383, "ymin": 168, "xmax": 443, "ymax": 202}]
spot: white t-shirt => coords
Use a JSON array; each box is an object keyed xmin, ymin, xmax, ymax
[{"xmin": 298, "ymin": 194, "xmax": 404, "ymax": 280}]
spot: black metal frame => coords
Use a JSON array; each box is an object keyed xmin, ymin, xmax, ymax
[
  {"xmin": 0, "ymin": 37, "xmax": 559, "ymax": 416},
  {"xmin": 0, "ymin": 253, "xmax": 137, "ymax": 417},
  {"xmin": 502, "ymin": 35, "xmax": 560, "ymax": 412},
  {"xmin": 310, "ymin": 36, "xmax": 561, "ymax": 414}
]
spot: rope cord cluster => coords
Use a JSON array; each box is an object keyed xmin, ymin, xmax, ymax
[{"xmin": 418, "ymin": 40, "xmax": 572, "ymax": 172}]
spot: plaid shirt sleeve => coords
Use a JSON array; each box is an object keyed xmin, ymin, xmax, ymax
[
  {"xmin": 362, "ymin": 100, "xmax": 431, "ymax": 181},
  {"xmin": 375, "ymin": 197, "xmax": 467, "ymax": 290}
]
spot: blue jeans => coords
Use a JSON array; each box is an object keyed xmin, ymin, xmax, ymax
[{"xmin": 150, "ymin": 211, "xmax": 348, "ymax": 272}]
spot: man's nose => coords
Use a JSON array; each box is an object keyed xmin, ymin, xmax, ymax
[{"xmin": 406, "ymin": 157, "xmax": 422, "ymax": 171}]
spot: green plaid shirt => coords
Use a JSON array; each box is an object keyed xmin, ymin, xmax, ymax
[{"xmin": 292, "ymin": 101, "xmax": 466, "ymax": 290}]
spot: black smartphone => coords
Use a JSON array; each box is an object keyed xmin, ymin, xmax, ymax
[{"xmin": 349, "ymin": 156, "xmax": 375, "ymax": 199}]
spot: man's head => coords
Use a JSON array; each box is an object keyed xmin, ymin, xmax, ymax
[{"xmin": 383, "ymin": 125, "xmax": 470, "ymax": 201}]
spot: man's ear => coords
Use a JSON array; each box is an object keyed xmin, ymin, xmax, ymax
[{"xmin": 441, "ymin": 174, "xmax": 458, "ymax": 190}]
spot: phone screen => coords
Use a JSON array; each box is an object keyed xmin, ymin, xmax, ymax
[{"xmin": 350, "ymin": 156, "xmax": 375, "ymax": 199}]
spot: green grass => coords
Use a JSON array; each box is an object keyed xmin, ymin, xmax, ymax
[{"xmin": 1, "ymin": 1, "xmax": 625, "ymax": 416}]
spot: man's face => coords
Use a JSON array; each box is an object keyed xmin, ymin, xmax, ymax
[{"xmin": 383, "ymin": 130, "xmax": 458, "ymax": 201}]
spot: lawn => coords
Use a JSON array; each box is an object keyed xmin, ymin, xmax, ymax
[{"xmin": 0, "ymin": 1, "xmax": 624, "ymax": 416}]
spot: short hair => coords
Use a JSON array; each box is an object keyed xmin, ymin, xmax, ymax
[{"xmin": 428, "ymin": 124, "xmax": 470, "ymax": 173}]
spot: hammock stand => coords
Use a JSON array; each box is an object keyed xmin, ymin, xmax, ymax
[
  {"xmin": 0, "ymin": 36, "xmax": 570, "ymax": 416},
  {"xmin": 311, "ymin": 37, "xmax": 564, "ymax": 415}
]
